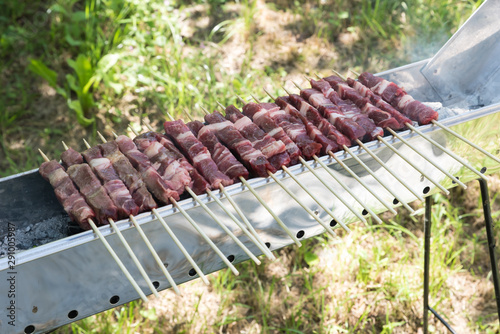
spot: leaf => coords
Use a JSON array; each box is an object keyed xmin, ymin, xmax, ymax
[
  {"xmin": 28, "ymin": 59, "xmax": 58, "ymax": 88},
  {"xmin": 65, "ymin": 33, "xmax": 83, "ymax": 46},
  {"xmin": 304, "ymin": 252, "xmax": 319, "ymax": 266},
  {"xmin": 66, "ymin": 74, "xmax": 79, "ymax": 93},
  {"xmin": 97, "ymin": 53, "xmax": 120, "ymax": 74},
  {"xmin": 68, "ymin": 100, "xmax": 94, "ymax": 127}
]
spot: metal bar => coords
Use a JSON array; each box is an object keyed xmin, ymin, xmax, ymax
[
  {"xmin": 478, "ymin": 178, "xmax": 500, "ymax": 326},
  {"xmin": 428, "ymin": 307, "xmax": 458, "ymax": 334},
  {"xmin": 423, "ymin": 195, "xmax": 432, "ymax": 334}
]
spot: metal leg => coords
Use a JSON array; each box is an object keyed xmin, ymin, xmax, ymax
[
  {"xmin": 423, "ymin": 196, "xmax": 432, "ymax": 334},
  {"xmin": 478, "ymin": 178, "xmax": 500, "ymax": 325},
  {"xmin": 423, "ymin": 195, "xmax": 457, "ymax": 333}
]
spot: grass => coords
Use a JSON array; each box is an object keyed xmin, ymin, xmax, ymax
[{"xmin": 2, "ymin": 0, "xmax": 498, "ymax": 333}]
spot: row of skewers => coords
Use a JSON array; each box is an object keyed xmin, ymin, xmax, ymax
[{"xmin": 37, "ymin": 70, "xmax": 499, "ymax": 301}]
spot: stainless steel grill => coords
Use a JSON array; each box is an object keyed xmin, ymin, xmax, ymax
[{"xmin": 1, "ymin": 1, "xmax": 500, "ymax": 333}]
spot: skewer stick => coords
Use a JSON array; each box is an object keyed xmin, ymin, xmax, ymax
[
  {"xmin": 168, "ymin": 196, "xmax": 239, "ymax": 275},
  {"xmin": 282, "ymin": 84, "xmax": 386, "ymax": 221},
  {"xmin": 280, "ymin": 165, "xmax": 351, "ymax": 232},
  {"xmin": 312, "ymin": 155, "xmax": 382, "ymax": 223},
  {"xmin": 348, "ymin": 68, "xmax": 360, "ymax": 77},
  {"xmin": 328, "ymin": 152, "xmax": 397, "ymax": 214},
  {"xmin": 152, "ymin": 208, "xmax": 209, "ymax": 285},
  {"xmin": 267, "ymin": 170, "xmax": 339, "ymax": 236},
  {"xmin": 377, "ymin": 135, "xmax": 450, "ymax": 195},
  {"xmin": 342, "ymin": 145, "xmax": 415, "ymax": 213},
  {"xmin": 215, "ymin": 101, "xmax": 226, "ymax": 112},
  {"xmin": 205, "ymin": 188, "xmax": 272, "ymax": 260},
  {"xmin": 82, "ymin": 139, "xmax": 91, "ymax": 149},
  {"xmin": 218, "ymin": 184, "xmax": 276, "ymax": 260},
  {"xmin": 183, "ymin": 109, "xmax": 194, "ymax": 122},
  {"xmin": 262, "ymin": 88, "xmax": 367, "ymax": 223},
  {"xmin": 386, "ymin": 128, "xmax": 467, "ymax": 189},
  {"xmin": 184, "ymin": 187, "xmax": 261, "ymax": 265},
  {"xmin": 298, "ymin": 156, "xmax": 367, "ymax": 223},
  {"xmin": 97, "ymin": 132, "xmax": 210, "ymax": 285},
  {"xmin": 60, "ymin": 141, "xmax": 160, "ymax": 297},
  {"xmin": 405, "ymin": 123, "xmax": 488, "ymax": 181},
  {"xmin": 62, "ymin": 141, "xmax": 69, "ymax": 151},
  {"xmin": 126, "ymin": 125, "xmax": 240, "ymax": 274},
  {"xmin": 147, "ymin": 119, "xmax": 273, "ymax": 260},
  {"xmin": 430, "ymin": 120, "xmax": 500, "ymax": 164},
  {"xmin": 355, "ymin": 139, "xmax": 425, "ymax": 201},
  {"xmin": 201, "ymin": 105, "xmax": 302, "ymax": 246},
  {"xmin": 141, "ymin": 123, "xmax": 262, "ymax": 263},
  {"xmin": 129, "ymin": 215, "xmax": 181, "ymax": 295},
  {"xmin": 38, "ymin": 149, "xmax": 149, "ymax": 301},
  {"xmin": 244, "ymin": 94, "xmax": 352, "ymax": 233},
  {"xmin": 89, "ymin": 219, "xmax": 148, "ymax": 302},
  {"xmin": 38, "ymin": 149, "xmax": 50, "ymax": 162},
  {"xmin": 107, "ymin": 218, "xmax": 160, "ymax": 298},
  {"xmin": 331, "ymin": 69, "xmax": 347, "ymax": 81},
  {"xmin": 239, "ymin": 176, "xmax": 302, "ymax": 247},
  {"xmin": 81, "ymin": 137, "xmax": 181, "ymax": 293}
]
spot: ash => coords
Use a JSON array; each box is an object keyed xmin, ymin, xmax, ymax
[
  {"xmin": 424, "ymin": 101, "xmax": 470, "ymax": 119},
  {"xmin": 0, "ymin": 216, "xmax": 69, "ymax": 258}
]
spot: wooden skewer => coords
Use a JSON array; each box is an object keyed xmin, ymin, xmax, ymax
[
  {"xmin": 262, "ymin": 87, "xmax": 367, "ymax": 224},
  {"xmin": 342, "ymin": 145, "xmax": 415, "ymax": 213},
  {"xmin": 39, "ymin": 149, "xmax": 149, "ymax": 301},
  {"xmin": 62, "ymin": 141, "xmax": 160, "ymax": 297},
  {"xmin": 183, "ymin": 109, "xmax": 194, "ymax": 122},
  {"xmin": 377, "ymin": 135, "xmax": 450, "ymax": 195},
  {"xmin": 247, "ymin": 93, "xmax": 351, "ymax": 232},
  {"xmin": 405, "ymin": 123, "xmax": 488, "ymax": 181},
  {"xmin": 267, "ymin": 170, "xmax": 340, "ymax": 236},
  {"xmin": 89, "ymin": 219, "xmax": 148, "ymax": 302},
  {"xmin": 129, "ymin": 215, "xmax": 181, "ymax": 295},
  {"xmin": 355, "ymin": 139, "xmax": 425, "ymax": 201},
  {"xmin": 184, "ymin": 187, "xmax": 261, "ymax": 265},
  {"xmin": 312, "ymin": 155, "xmax": 382, "ymax": 223},
  {"xmin": 430, "ymin": 120, "xmax": 500, "ymax": 165},
  {"xmin": 239, "ymin": 176, "xmax": 302, "ymax": 246},
  {"xmin": 218, "ymin": 184, "xmax": 276, "ymax": 260},
  {"xmin": 152, "ymin": 208, "xmax": 210, "ymax": 285},
  {"xmin": 82, "ymin": 139, "xmax": 91, "ymax": 149},
  {"xmin": 107, "ymin": 218, "xmax": 160, "ymax": 298},
  {"xmin": 329, "ymin": 152, "xmax": 397, "ymax": 214},
  {"xmin": 280, "ymin": 165, "xmax": 351, "ymax": 232},
  {"xmin": 215, "ymin": 101, "xmax": 226, "ymax": 112},
  {"xmin": 97, "ymin": 131, "xmax": 210, "ymax": 285},
  {"xmin": 204, "ymin": 187, "xmax": 272, "ymax": 261},
  {"xmin": 81, "ymin": 138, "xmax": 181, "ymax": 294},
  {"xmin": 331, "ymin": 69, "xmax": 347, "ymax": 81},
  {"xmin": 127, "ymin": 125, "xmax": 241, "ymax": 275},
  {"xmin": 168, "ymin": 195, "xmax": 240, "ymax": 275},
  {"xmin": 298, "ymin": 156, "xmax": 367, "ymax": 223},
  {"xmin": 62, "ymin": 141, "xmax": 69, "ymax": 151},
  {"xmin": 386, "ymin": 128, "xmax": 467, "ymax": 189},
  {"xmin": 201, "ymin": 105, "xmax": 302, "ymax": 246},
  {"xmin": 348, "ymin": 68, "xmax": 361, "ymax": 77},
  {"xmin": 145, "ymin": 120, "xmax": 274, "ymax": 260}
]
